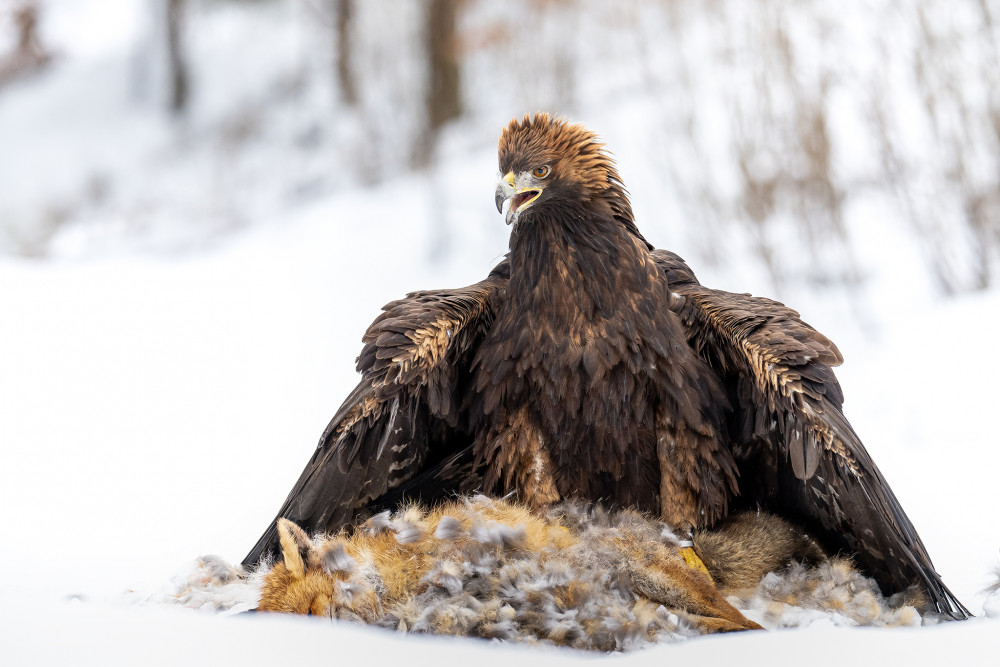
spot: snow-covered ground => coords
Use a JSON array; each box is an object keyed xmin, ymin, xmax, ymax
[
  {"xmin": 2, "ymin": 0, "xmax": 999, "ymax": 663},
  {"xmin": 3, "ymin": 593, "xmax": 999, "ymax": 667}
]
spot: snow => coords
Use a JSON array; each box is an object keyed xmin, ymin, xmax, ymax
[
  {"xmin": 3, "ymin": 595, "xmax": 998, "ymax": 667},
  {"xmin": 2, "ymin": 0, "xmax": 1000, "ymax": 663}
]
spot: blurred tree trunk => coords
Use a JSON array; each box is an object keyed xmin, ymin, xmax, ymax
[
  {"xmin": 14, "ymin": 2, "xmax": 44, "ymax": 56},
  {"xmin": 0, "ymin": 1, "xmax": 52, "ymax": 88},
  {"xmin": 426, "ymin": 0, "xmax": 461, "ymax": 132},
  {"xmin": 334, "ymin": 0, "xmax": 357, "ymax": 106},
  {"xmin": 165, "ymin": 0, "xmax": 189, "ymax": 114},
  {"xmin": 414, "ymin": 0, "xmax": 461, "ymax": 168}
]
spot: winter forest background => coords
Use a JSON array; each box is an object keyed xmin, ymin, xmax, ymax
[
  {"xmin": 3, "ymin": 0, "xmax": 999, "ymax": 297},
  {"xmin": 2, "ymin": 1, "xmax": 1000, "ymax": 664}
]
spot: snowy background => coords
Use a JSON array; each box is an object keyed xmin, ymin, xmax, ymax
[{"xmin": 1, "ymin": 0, "xmax": 999, "ymax": 663}]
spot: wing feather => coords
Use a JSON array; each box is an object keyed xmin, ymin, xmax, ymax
[
  {"xmin": 653, "ymin": 250, "xmax": 969, "ymax": 619},
  {"xmin": 242, "ymin": 259, "xmax": 509, "ymax": 567}
]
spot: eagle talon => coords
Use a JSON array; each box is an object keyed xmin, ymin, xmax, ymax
[{"xmin": 680, "ymin": 545, "xmax": 713, "ymax": 582}]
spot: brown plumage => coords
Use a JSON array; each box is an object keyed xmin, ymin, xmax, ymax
[{"xmin": 244, "ymin": 113, "xmax": 968, "ymax": 620}]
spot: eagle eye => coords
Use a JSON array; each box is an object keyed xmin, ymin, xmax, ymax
[{"xmin": 532, "ymin": 165, "xmax": 550, "ymax": 179}]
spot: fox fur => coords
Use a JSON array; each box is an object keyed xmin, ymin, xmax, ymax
[
  {"xmin": 256, "ymin": 495, "xmax": 899, "ymax": 649},
  {"xmin": 692, "ymin": 512, "xmax": 827, "ymax": 591}
]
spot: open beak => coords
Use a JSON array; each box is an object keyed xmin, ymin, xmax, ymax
[{"xmin": 495, "ymin": 172, "xmax": 541, "ymax": 227}]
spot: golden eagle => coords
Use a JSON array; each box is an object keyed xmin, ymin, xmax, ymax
[{"xmin": 244, "ymin": 114, "xmax": 968, "ymax": 619}]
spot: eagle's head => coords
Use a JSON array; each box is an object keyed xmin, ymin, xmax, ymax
[{"xmin": 495, "ymin": 113, "xmax": 632, "ymax": 231}]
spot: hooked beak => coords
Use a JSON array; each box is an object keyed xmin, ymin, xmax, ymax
[
  {"xmin": 495, "ymin": 171, "xmax": 541, "ymax": 227},
  {"xmin": 494, "ymin": 174, "xmax": 511, "ymax": 215}
]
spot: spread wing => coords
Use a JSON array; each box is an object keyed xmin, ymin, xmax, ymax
[
  {"xmin": 654, "ymin": 250, "xmax": 969, "ymax": 619},
  {"xmin": 242, "ymin": 259, "xmax": 509, "ymax": 567}
]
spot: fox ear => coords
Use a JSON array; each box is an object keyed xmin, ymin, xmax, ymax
[{"xmin": 276, "ymin": 519, "xmax": 312, "ymax": 579}]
